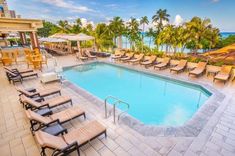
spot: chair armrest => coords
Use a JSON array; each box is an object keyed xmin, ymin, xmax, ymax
[
  {"xmin": 33, "ymin": 103, "xmax": 49, "ymax": 110},
  {"xmin": 39, "ymin": 102, "xmax": 49, "ymax": 108},
  {"xmin": 45, "ymin": 119, "xmax": 60, "ymax": 127},
  {"xmin": 54, "ymin": 142, "xmax": 78, "ymax": 156},
  {"xmin": 26, "ymin": 88, "xmax": 37, "ymax": 93}
]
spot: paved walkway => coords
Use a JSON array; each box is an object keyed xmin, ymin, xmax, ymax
[{"xmin": 0, "ymin": 54, "xmax": 234, "ymax": 156}]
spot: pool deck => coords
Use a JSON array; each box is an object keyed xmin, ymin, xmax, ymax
[{"xmin": 0, "ymin": 54, "xmax": 235, "ymax": 156}]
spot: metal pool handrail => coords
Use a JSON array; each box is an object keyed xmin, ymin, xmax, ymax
[{"xmin": 104, "ymin": 96, "xmax": 130, "ymax": 124}]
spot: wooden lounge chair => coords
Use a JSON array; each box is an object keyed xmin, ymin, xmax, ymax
[
  {"xmin": 84, "ymin": 50, "xmax": 97, "ymax": 59},
  {"xmin": 112, "ymin": 51, "xmax": 126, "ymax": 59},
  {"xmin": 20, "ymin": 95, "xmax": 72, "ymax": 110},
  {"xmin": 5, "ymin": 68, "xmax": 38, "ymax": 79},
  {"xmin": 154, "ymin": 57, "xmax": 170, "ymax": 70},
  {"xmin": 213, "ymin": 65, "xmax": 233, "ymax": 84},
  {"xmin": 140, "ymin": 55, "xmax": 157, "ymax": 68},
  {"xmin": 16, "ymin": 87, "xmax": 61, "ymax": 98},
  {"xmin": 76, "ymin": 52, "xmax": 88, "ymax": 61},
  {"xmin": 4, "ymin": 66, "xmax": 34, "ymax": 74},
  {"xmin": 25, "ymin": 107, "xmax": 85, "ymax": 133},
  {"xmin": 35, "ymin": 121, "xmax": 106, "ymax": 156},
  {"xmin": 170, "ymin": 60, "xmax": 187, "ymax": 73},
  {"xmin": 120, "ymin": 52, "xmax": 134, "ymax": 62},
  {"xmin": 128, "ymin": 54, "xmax": 144, "ymax": 64},
  {"xmin": 189, "ymin": 62, "xmax": 207, "ymax": 77},
  {"xmin": 5, "ymin": 70, "xmax": 22, "ymax": 84}
]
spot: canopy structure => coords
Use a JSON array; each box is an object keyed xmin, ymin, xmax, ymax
[
  {"xmin": 49, "ymin": 33, "xmax": 95, "ymax": 41},
  {"xmin": 0, "ymin": 17, "xmax": 43, "ymax": 48}
]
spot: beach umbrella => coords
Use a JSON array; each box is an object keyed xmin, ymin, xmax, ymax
[{"xmin": 39, "ymin": 37, "xmax": 67, "ymax": 43}]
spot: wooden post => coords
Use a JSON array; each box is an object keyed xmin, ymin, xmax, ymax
[
  {"xmin": 30, "ymin": 31, "xmax": 39, "ymax": 49},
  {"xmin": 19, "ymin": 32, "xmax": 27, "ymax": 45}
]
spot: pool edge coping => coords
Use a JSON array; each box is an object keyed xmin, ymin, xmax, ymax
[{"xmin": 62, "ymin": 60, "xmax": 225, "ymax": 137}]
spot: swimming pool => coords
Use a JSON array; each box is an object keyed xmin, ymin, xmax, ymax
[{"xmin": 64, "ymin": 62, "xmax": 211, "ymax": 126}]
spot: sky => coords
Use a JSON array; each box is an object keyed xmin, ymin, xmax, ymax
[{"xmin": 7, "ymin": 0, "xmax": 235, "ymax": 32}]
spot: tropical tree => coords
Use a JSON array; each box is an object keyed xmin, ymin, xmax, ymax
[
  {"xmin": 70, "ymin": 18, "xmax": 82, "ymax": 34},
  {"xmin": 140, "ymin": 16, "xmax": 149, "ymax": 52},
  {"xmin": 185, "ymin": 17, "xmax": 219, "ymax": 53},
  {"xmin": 37, "ymin": 21, "xmax": 59, "ymax": 37},
  {"xmin": 152, "ymin": 9, "xmax": 170, "ymax": 51},
  {"xmin": 57, "ymin": 20, "xmax": 71, "ymax": 33},
  {"xmin": 146, "ymin": 28, "xmax": 155, "ymax": 48},
  {"xmin": 94, "ymin": 23, "xmax": 113, "ymax": 51},
  {"xmin": 122, "ymin": 26, "xmax": 129, "ymax": 49},
  {"xmin": 80, "ymin": 23, "xmax": 94, "ymax": 36},
  {"xmin": 127, "ymin": 17, "xmax": 141, "ymax": 50},
  {"xmin": 152, "ymin": 9, "xmax": 170, "ymax": 33},
  {"xmin": 109, "ymin": 17, "xmax": 125, "ymax": 47}
]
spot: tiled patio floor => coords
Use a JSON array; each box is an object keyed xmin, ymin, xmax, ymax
[{"xmin": 0, "ymin": 54, "xmax": 235, "ymax": 156}]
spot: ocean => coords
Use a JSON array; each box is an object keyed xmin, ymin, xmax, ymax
[{"xmin": 121, "ymin": 32, "xmax": 235, "ymax": 53}]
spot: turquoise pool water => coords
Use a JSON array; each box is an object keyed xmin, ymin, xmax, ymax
[{"xmin": 64, "ymin": 62, "xmax": 211, "ymax": 126}]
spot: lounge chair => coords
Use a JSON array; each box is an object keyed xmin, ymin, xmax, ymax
[
  {"xmin": 213, "ymin": 66, "xmax": 233, "ymax": 84},
  {"xmin": 84, "ymin": 50, "xmax": 97, "ymax": 59},
  {"xmin": 35, "ymin": 121, "xmax": 106, "ymax": 156},
  {"xmin": 188, "ymin": 62, "xmax": 207, "ymax": 77},
  {"xmin": 5, "ymin": 70, "xmax": 22, "ymax": 84},
  {"xmin": 112, "ymin": 51, "xmax": 125, "ymax": 59},
  {"xmin": 140, "ymin": 55, "xmax": 157, "ymax": 68},
  {"xmin": 25, "ymin": 107, "xmax": 85, "ymax": 133},
  {"xmin": 16, "ymin": 87, "xmax": 61, "ymax": 98},
  {"xmin": 20, "ymin": 95, "xmax": 72, "ymax": 110},
  {"xmin": 120, "ymin": 52, "xmax": 134, "ymax": 62},
  {"xmin": 128, "ymin": 54, "xmax": 144, "ymax": 64},
  {"xmin": 4, "ymin": 66, "xmax": 34, "ymax": 74},
  {"xmin": 154, "ymin": 57, "xmax": 170, "ymax": 70},
  {"xmin": 170, "ymin": 60, "xmax": 187, "ymax": 73},
  {"xmin": 5, "ymin": 69, "xmax": 38, "ymax": 79},
  {"xmin": 76, "ymin": 52, "xmax": 88, "ymax": 61}
]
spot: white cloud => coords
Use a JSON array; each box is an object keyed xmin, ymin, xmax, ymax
[
  {"xmin": 174, "ymin": 15, "xmax": 183, "ymax": 26},
  {"xmin": 105, "ymin": 4, "xmax": 118, "ymax": 8},
  {"xmin": 212, "ymin": 0, "xmax": 220, "ymax": 3},
  {"xmin": 80, "ymin": 18, "xmax": 94, "ymax": 27},
  {"xmin": 41, "ymin": 0, "xmax": 93, "ymax": 13}
]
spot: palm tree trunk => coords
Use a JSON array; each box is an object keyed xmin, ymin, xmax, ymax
[
  {"xmin": 118, "ymin": 36, "xmax": 122, "ymax": 49},
  {"xmin": 149, "ymin": 37, "xmax": 151, "ymax": 48},
  {"xmin": 165, "ymin": 45, "xmax": 168, "ymax": 53},
  {"xmin": 142, "ymin": 24, "xmax": 145, "ymax": 52}
]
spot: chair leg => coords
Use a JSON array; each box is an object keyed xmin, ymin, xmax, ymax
[
  {"xmin": 77, "ymin": 149, "xmax": 80, "ymax": 156},
  {"xmin": 40, "ymin": 148, "xmax": 46, "ymax": 156},
  {"xmin": 83, "ymin": 113, "xmax": 86, "ymax": 119},
  {"xmin": 104, "ymin": 130, "xmax": 107, "ymax": 138}
]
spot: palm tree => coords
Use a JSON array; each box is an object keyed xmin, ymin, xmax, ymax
[
  {"xmin": 109, "ymin": 17, "xmax": 125, "ymax": 48},
  {"xmin": 157, "ymin": 24, "xmax": 174, "ymax": 52},
  {"xmin": 71, "ymin": 18, "xmax": 82, "ymax": 33},
  {"xmin": 94, "ymin": 23, "xmax": 114, "ymax": 51},
  {"xmin": 152, "ymin": 9, "xmax": 170, "ymax": 33},
  {"xmin": 185, "ymin": 17, "xmax": 213, "ymax": 53},
  {"xmin": 146, "ymin": 28, "xmax": 155, "ymax": 48},
  {"xmin": 127, "ymin": 17, "xmax": 141, "ymax": 50},
  {"xmin": 57, "ymin": 20, "xmax": 70, "ymax": 33},
  {"xmin": 140, "ymin": 16, "xmax": 149, "ymax": 52},
  {"xmin": 152, "ymin": 9, "xmax": 170, "ymax": 51}
]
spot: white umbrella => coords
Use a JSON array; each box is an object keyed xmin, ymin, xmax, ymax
[
  {"xmin": 39, "ymin": 37, "xmax": 67, "ymax": 43},
  {"xmin": 75, "ymin": 33, "xmax": 95, "ymax": 41},
  {"xmin": 49, "ymin": 33, "xmax": 94, "ymax": 41}
]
